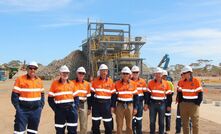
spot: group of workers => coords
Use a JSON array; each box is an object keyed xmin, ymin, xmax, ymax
[{"xmin": 11, "ymin": 61, "xmax": 203, "ymax": 134}]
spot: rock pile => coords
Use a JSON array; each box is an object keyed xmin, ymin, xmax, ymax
[{"xmin": 37, "ymin": 50, "xmax": 87, "ymax": 80}]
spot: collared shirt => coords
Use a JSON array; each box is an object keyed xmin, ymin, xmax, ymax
[
  {"xmin": 91, "ymin": 77, "xmax": 115, "ymax": 99},
  {"xmin": 147, "ymin": 79, "xmax": 171, "ymax": 100},
  {"xmin": 115, "ymin": 79, "xmax": 137, "ymax": 102},
  {"xmin": 72, "ymin": 79, "xmax": 91, "ymax": 101},
  {"xmin": 131, "ymin": 77, "xmax": 147, "ymax": 97},
  {"xmin": 177, "ymin": 77, "xmax": 203, "ymax": 99},
  {"xmin": 48, "ymin": 80, "xmax": 77, "ymax": 104},
  {"xmin": 13, "ymin": 74, "xmax": 44, "ymax": 102}
]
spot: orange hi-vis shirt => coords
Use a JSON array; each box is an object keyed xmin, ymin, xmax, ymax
[
  {"xmin": 91, "ymin": 77, "xmax": 115, "ymax": 99},
  {"xmin": 177, "ymin": 78, "xmax": 203, "ymax": 99},
  {"xmin": 115, "ymin": 80, "xmax": 137, "ymax": 102},
  {"xmin": 147, "ymin": 79, "xmax": 171, "ymax": 100},
  {"xmin": 48, "ymin": 80, "xmax": 77, "ymax": 104},
  {"xmin": 131, "ymin": 78, "xmax": 147, "ymax": 97},
  {"xmin": 72, "ymin": 80, "xmax": 91, "ymax": 101},
  {"xmin": 13, "ymin": 75, "xmax": 44, "ymax": 102}
]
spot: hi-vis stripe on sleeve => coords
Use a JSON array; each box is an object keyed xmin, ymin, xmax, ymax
[
  {"xmin": 165, "ymin": 90, "xmax": 172, "ymax": 94},
  {"xmin": 181, "ymin": 88, "xmax": 203, "ymax": 93},
  {"xmin": 14, "ymin": 86, "xmax": 44, "ymax": 92},
  {"xmin": 91, "ymin": 87, "xmax": 95, "ymax": 92},
  {"xmin": 195, "ymin": 87, "xmax": 203, "ymax": 92},
  {"xmin": 146, "ymin": 88, "xmax": 151, "ymax": 92}
]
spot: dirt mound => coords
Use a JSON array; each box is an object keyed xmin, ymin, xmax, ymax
[{"xmin": 37, "ymin": 50, "xmax": 87, "ymax": 80}]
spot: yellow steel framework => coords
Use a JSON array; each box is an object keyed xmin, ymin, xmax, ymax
[{"xmin": 82, "ymin": 20, "xmax": 146, "ymax": 80}]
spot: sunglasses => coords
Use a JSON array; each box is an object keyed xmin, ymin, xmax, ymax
[
  {"xmin": 182, "ymin": 72, "xmax": 190, "ymax": 75},
  {"xmin": 132, "ymin": 72, "xmax": 139, "ymax": 74},
  {"xmin": 78, "ymin": 72, "xmax": 85, "ymax": 75},
  {"xmin": 29, "ymin": 67, "xmax": 37, "ymax": 70},
  {"xmin": 122, "ymin": 73, "xmax": 130, "ymax": 75}
]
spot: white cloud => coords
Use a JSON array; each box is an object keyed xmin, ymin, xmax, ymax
[
  {"xmin": 0, "ymin": 0, "xmax": 72, "ymax": 12},
  {"xmin": 147, "ymin": 28, "xmax": 221, "ymax": 57},
  {"xmin": 40, "ymin": 19, "xmax": 87, "ymax": 28}
]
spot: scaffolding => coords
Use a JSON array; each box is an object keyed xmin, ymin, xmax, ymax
[{"xmin": 82, "ymin": 20, "xmax": 146, "ymax": 80}]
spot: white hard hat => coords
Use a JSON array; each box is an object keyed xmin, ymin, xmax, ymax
[
  {"xmin": 28, "ymin": 61, "xmax": 38, "ymax": 68},
  {"xmin": 99, "ymin": 64, "xmax": 108, "ymax": 70},
  {"xmin": 153, "ymin": 67, "xmax": 163, "ymax": 74},
  {"xmin": 121, "ymin": 66, "xmax": 132, "ymax": 74},
  {"xmin": 59, "ymin": 65, "xmax": 70, "ymax": 73},
  {"xmin": 181, "ymin": 65, "xmax": 192, "ymax": 74},
  {"xmin": 162, "ymin": 70, "xmax": 168, "ymax": 76},
  {"xmin": 131, "ymin": 65, "xmax": 140, "ymax": 72},
  {"xmin": 76, "ymin": 67, "xmax": 86, "ymax": 73}
]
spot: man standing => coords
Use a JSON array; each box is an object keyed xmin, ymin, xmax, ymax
[
  {"xmin": 11, "ymin": 61, "xmax": 44, "ymax": 134},
  {"xmin": 90, "ymin": 64, "xmax": 115, "ymax": 134},
  {"xmin": 72, "ymin": 67, "xmax": 91, "ymax": 134},
  {"xmin": 161, "ymin": 70, "xmax": 174, "ymax": 133},
  {"xmin": 177, "ymin": 65, "xmax": 203, "ymax": 134},
  {"xmin": 131, "ymin": 65, "xmax": 147, "ymax": 134},
  {"xmin": 48, "ymin": 65, "xmax": 79, "ymax": 134},
  {"xmin": 144, "ymin": 67, "xmax": 172, "ymax": 134},
  {"xmin": 114, "ymin": 66, "xmax": 138, "ymax": 134}
]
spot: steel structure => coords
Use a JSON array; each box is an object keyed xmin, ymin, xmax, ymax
[{"xmin": 82, "ymin": 20, "xmax": 146, "ymax": 80}]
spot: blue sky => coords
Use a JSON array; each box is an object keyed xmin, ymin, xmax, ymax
[{"xmin": 0, "ymin": 0, "xmax": 221, "ymax": 67}]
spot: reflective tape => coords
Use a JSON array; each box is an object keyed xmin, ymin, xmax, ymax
[
  {"xmin": 55, "ymin": 99, "xmax": 74, "ymax": 104},
  {"xmin": 195, "ymin": 87, "xmax": 203, "ymax": 92},
  {"xmin": 176, "ymin": 116, "xmax": 181, "ymax": 118},
  {"xmin": 102, "ymin": 118, "xmax": 112, "ymax": 122},
  {"xmin": 151, "ymin": 90, "xmax": 165, "ymax": 94},
  {"xmin": 94, "ymin": 95, "xmax": 111, "ymax": 99},
  {"xmin": 150, "ymin": 96, "xmax": 165, "ymax": 100},
  {"xmin": 133, "ymin": 116, "xmax": 143, "ymax": 120},
  {"xmin": 77, "ymin": 90, "xmax": 88, "ymax": 94},
  {"xmin": 138, "ymin": 93, "xmax": 144, "ymax": 96},
  {"xmin": 55, "ymin": 123, "xmax": 66, "ymax": 128},
  {"xmin": 14, "ymin": 86, "xmax": 44, "ymax": 92},
  {"xmin": 27, "ymin": 129, "xmax": 38, "ymax": 134},
  {"xmin": 165, "ymin": 113, "xmax": 171, "ymax": 116},
  {"xmin": 54, "ymin": 91, "xmax": 73, "ymax": 96},
  {"xmin": 66, "ymin": 123, "xmax": 78, "ymax": 127},
  {"xmin": 117, "ymin": 98, "xmax": 133, "ymax": 102},
  {"xmin": 79, "ymin": 97, "xmax": 87, "ymax": 100},
  {"xmin": 14, "ymin": 131, "xmax": 25, "ymax": 134},
  {"xmin": 183, "ymin": 96, "xmax": 198, "ymax": 99},
  {"xmin": 19, "ymin": 97, "xmax": 41, "ymax": 101},
  {"xmin": 95, "ymin": 88, "xmax": 112, "ymax": 93},
  {"xmin": 92, "ymin": 117, "xmax": 102, "ymax": 121}
]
